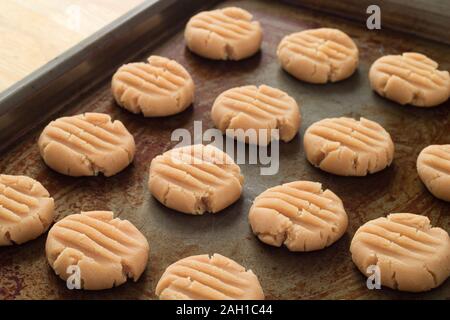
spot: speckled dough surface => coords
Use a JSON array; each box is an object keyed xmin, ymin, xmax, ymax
[
  {"xmin": 156, "ymin": 253, "xmax": 265, "ymax": 300},
  {"xmin": 277, "ymin": 28, "xmax": 359, "ymax": 83},
  {"xmin": 350, "ymin": 213, "xmax": 450, "ymax": 292},
  {"xmin": 184, "ymin": 7, "xmax": 262, "ymax": 60},
  {"xmin": 211, "ymin": 84, "xmax": 301, "ymax": 145},
  {"xmin": 148, "ymin": 144, "xmax": 244, "ymax": 215},
  {"xmin": 0, "ymin": 175, "xmax": 54, "ymax": 246},
  {"xmin": 303, "ymin": 117, "xmax": 394, "ymax": 176},
  {"xmin": 45, "ymin": 211, "xmax": 149, "ymax": 290},
  {"xmin": 38, "ymin": 112, "xmax": 135, "ymax": 177},
  {"xmin": 369, "ymin": 52, "xmax": 450, "ymax": 107},
  {"xmin": 112, "ymin": 55, "xmax": 195, "ymax": 116},
  {"xmin": 417, "ymin": 144, "xmax": 450, "ymax": 201},
  {"xmin": 249, "ymin": 181, "xmax": 348, "ymax": 252}
]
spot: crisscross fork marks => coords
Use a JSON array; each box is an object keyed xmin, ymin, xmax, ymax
[
  {"xmin": 249, "ymin": 181, "xmax": 348, "ymax": 251},
  {"xmin": 189, "ymin": 8, "xmax": 256, "ymax": 41},
  {"xmin": 156, "ymin": 254, "xmax": 264, "ymax": 300}
]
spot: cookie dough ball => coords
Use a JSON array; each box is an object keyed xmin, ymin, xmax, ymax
[
  {"xmin": 350, "ymin": 213, "xmax": 450, "ymax": 292},
  {"xmin": 369, "ymin": 52, "xmax": 450, "ymax": 107},
  {"xmin": 417, "ymin": 144, "xmax": 450, "ymax": 201},
  {"xmin": 0, "ymin": 175, "xmax": 54, "ymax": 246},
  {"xmin": 148, "ymin": 144, "xmax": 243, "ymax": 214},
  {"xmin": 277, "ymin": 28, "xmax": 359, "ymax": 83},
  {"xmin": 38, "ymin": 112, "xmax": 135, "ymax": 177},
  {"xmin": 249, "ymin": 181, "xmax": 347, "ymax": 251},
  {"xmin": 211, "ymin": 84, "xmax": 301, "ymax": 145},
  {"xmin": 184, "ymin": 7, "xmax": 262, "ymax": 60},
  {"xmin": 46, "ymin": 211, "xmax": 149, "ymax": 290},
  {"xmin": 304, "ymin": 117, "xmax": 394, "ymax": 176},
  {"xmin": 156, "ymin": 253, "xmax": 264, "ymax": 300},
  {"xmin": 112, "ymin": 55, "xmax": 194, "ymax": 116}
]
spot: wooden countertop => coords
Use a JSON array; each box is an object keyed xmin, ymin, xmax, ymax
[{"xmin": 0, "ymin": 0, "xmax": 146, "ymax": 93}]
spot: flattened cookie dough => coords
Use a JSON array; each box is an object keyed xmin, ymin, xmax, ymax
[
  {"xmin": 185, "ymin": 7, "xmax": 262, "ymax": 60},
  {"xmin": 304, "ymin": 117, "xmax": 394, "ymax": 176},
  {"xmin": 350, "ymin": 213, "xmax": 450, "ymax": 292},
  {"xmin": 148, "ymin": 144, "xmax": 243, "ymax": 214},
  {"xmin": 156, "ymin": 253, "xmax": 264, "ymax": 300},
  {"xmin": 369, "ymin": 52, "xmax": 450, "ymax": 107},
  {"xmin": 249, "ymin": 181, "xmax": 348, "ymax": 251},
  {"xmin": 112, "ymin": 55, "xmax": 194, "ymax": 116},
  {"xmin": 0, "ymin": 175, "xmax": 54, "ymax": 246},
  {"xmin": 277, "ymin": 28, "xmax": 359, "ymax": 83},
  {"xmin": 211, "ymin": 84, "xmax": 301, "ymax": 145},
  {"xmin": 46, "ymin": 211, "xmax": 149, "ymax": 290},
  {"xmin": 38, "ymin": 112, "xmax": 135, "ymax": 177},
  {"xmin": 417, "ymin": 144, "xmax": 450, "ymax": 201}
]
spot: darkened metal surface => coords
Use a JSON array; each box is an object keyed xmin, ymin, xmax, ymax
[
  {"xmin": 284, "ymin": 0, "xmax": 450, "ymax": 45},
  {"xmin": 0, "ymin": 0, "xmax": 449, "ymax": 300}
]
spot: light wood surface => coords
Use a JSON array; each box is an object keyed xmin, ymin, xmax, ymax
[{"xmin": 0, "ymin": 0, "xmax": 146, "ymax": 93}]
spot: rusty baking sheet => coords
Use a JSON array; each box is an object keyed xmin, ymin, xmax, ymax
[{"xmin": 0, "ymin": 0, "xmax": 449, "ymax": 300}]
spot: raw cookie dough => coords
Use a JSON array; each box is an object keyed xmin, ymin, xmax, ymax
[
  {"xmin": 148, "ymin": 144, "xmax": 243, "ymax": 214},
  {"xmin": 350, "ymin": 213, "xmax": 450, "ymax": 292},
  {"xmin": 304, "ymin": 117, "xmax": 394, "ymax": 176},
  {"xmin": 184, "ymin": 7, "xmax": 262, "ymax": 60},
  {"xmin": 46, "ymin": 211, "xmax": 149, "ymax": 290},
  {"xmin": 249, "ymin": 181, "xmax": 348, "ymax": 251},
  {"xmin": 38, "ymin": 112, "xmax": 135, "ymax": 177},
  {"xmin": 0, "ymin": 175, "xmax": 54, "ymax": 246},
  {"xmin": 277, "ymin": 28, "xmax": 359, "ymax": 83},
  {"xmin": 112, "ymin": 55, "xmax": 194, "ymax": 116},
  {"xmin": 156, "ymin": 253, "xmax": 264, "ymax": 300},
  {"xmin": 417, "ymin": 144, "xmax": 450, "ymax": 201},
  {"xmin": 369, "ymin": 52, "xmax": 450, "ymax": 107},
  {"xmin": 211, "ymin": 84, "xmax": 301, "ymax": 145}
]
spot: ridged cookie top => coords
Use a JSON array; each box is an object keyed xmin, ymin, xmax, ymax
[
  {"xmin": 211, "ymin": 85, "xmax": 301, "ymax": 145},
  {"xmin": 350, "ymin": 213, "xmax": 450, "ymax": 292},
  {"xmin": 417, "ymin": 144, "xmax": 450, "ymax": 201},
  {"xmin": 277, "ymin": 28, "xmax": 359, "ymax": 83},
  {"xmin": 0, "ymin": 175, "xmax": 54, "ymax": 246},
  {"xmin": 304, "ymin": 117, "xmax": 394, "ymax": 176},
  {"xmin": 38, "ymin": 112, "xmax": 135, "ymax": 177},
  {"xmin": 156, "ymin": 253, "xmax": 264, "ymax": 300},
  {"xmin": 249, "ymin": 181, "xmax": 348, "ymax": 251},
  {"xmin": 369, "ymin": 52, "xmax": 450, "ymax": 107},
  {"xmin": 112, "ymin": 55, "xmax": 194, "ymax": 117},
  {"xmin": 184, "ymin": 7, "xmax": 262, "ymax": 60},
  {"xmin": 45, "ymin": 211, "xmax": 149, "ymax": 290},
  {"xmin": 148, "ymin": 144, "xmax": 243, "ymax": 214}
]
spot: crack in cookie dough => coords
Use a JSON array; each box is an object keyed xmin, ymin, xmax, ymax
[
  {"xmin": 148, "ymin": 144, "xmax": 243, "ymax": 215},
  {"xmin": 38, "ymin": 112, "xmax": 135, "ymax": 177},
  {"xmin": 304, "ymin": 117, "xmax": 394, "ymax": 176},
  {"xmin": 155, "ymin": 253, "xmax": 264, "ymax": 300},
  {"xmin": 369, "ymin": 52, "xmax": 450, "ymax": 107},
  {"xmin": 112, "ymin": 55, "xmax": 194, "ymax": 117},
  {"xmin": 184, "ymin": 7, "xmax": 262, "ymax": 60},
  {"xmin": 0, "ymin": 175, "xmax": 54, "ymax": 246},
  {"xmin": 45, "ymin": 211, "xmax": 149, "ymax": 290},
  {"xmin": 417, "ymin": 144, "xmax": 450, "ymax": 201},
  {"xmin": 277, "ymin": 28, "xmax": 359, "ymax": 83},
  {"xmin": 211, "ymin": 84, "xmax": 301, "ymax": 145},
  {"xmin": 350, "ymin": 213, "xmax": 450, "ymax": 292},
  {"xmin": 248, "ymin": 181, "xmax": 348, "ymax": 252}
]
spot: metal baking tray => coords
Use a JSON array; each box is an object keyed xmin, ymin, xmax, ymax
[{"xmin": 0, "ymin": 0, "xmax": 449, "ymax": 300}]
